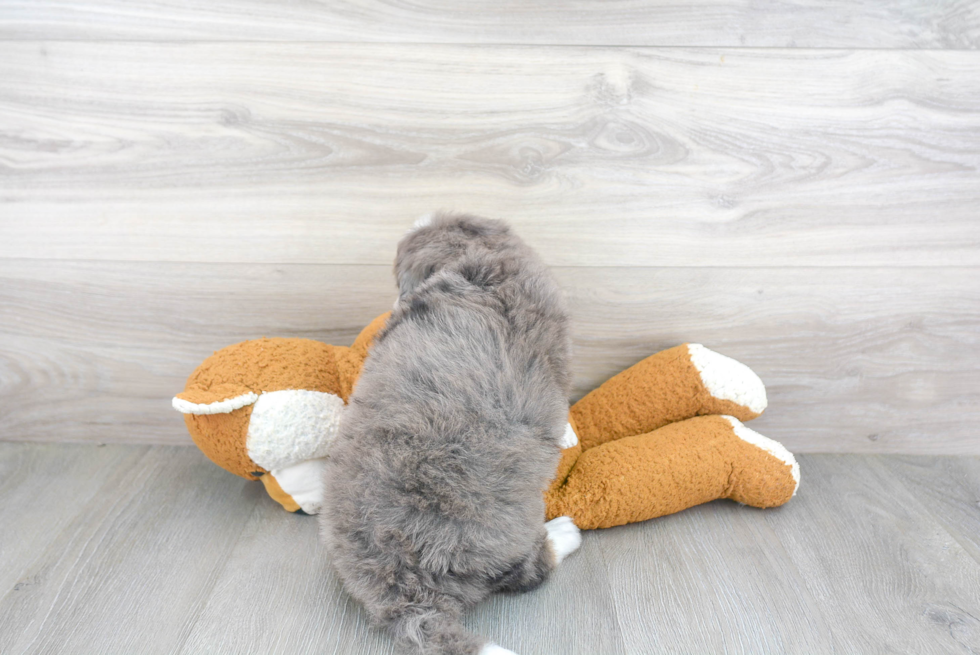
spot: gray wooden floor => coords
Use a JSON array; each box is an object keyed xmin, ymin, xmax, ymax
[{"xmin": 2, "ymin": 442, "xmax": 979, "ymax": 655}]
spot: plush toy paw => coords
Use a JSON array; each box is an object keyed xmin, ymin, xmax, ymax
[
  {"xmin": 688, "ymin": 344, "xmax": 767, "ymax": 415},
  {"xmin": 569, "ymin": 343, "xmax": 770, "ymax": 450},
  {"xmin": 723, "ymin": 415, "xmax": 800, "ymax": 501},
  {"xmin": 545, "ymin": 515, "xmax": 582, "ymax": 564}
]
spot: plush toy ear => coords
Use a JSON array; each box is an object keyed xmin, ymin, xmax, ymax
[{"xmin": 173, "ymin": 383, "xmax": 258, "ymax": 414}]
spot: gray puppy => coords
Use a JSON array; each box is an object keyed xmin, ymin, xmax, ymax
[{"xmin": 320, "ymin": 214, "xmax": 581, "ymax": 655}]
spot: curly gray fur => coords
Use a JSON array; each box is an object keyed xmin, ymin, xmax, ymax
[{"xmin": 320, "ymin": 214, "xmax": 572, "ymax": 655}]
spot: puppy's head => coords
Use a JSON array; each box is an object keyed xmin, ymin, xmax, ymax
[{"xmin": 394, "ymin": 212, "xmax": 511, "ymax": 298}]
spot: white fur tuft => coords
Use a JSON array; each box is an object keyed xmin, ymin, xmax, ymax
[
  {"xmin": 245, "ymin": 389, "xmax": 345, "ymax": 471},
  {"xmin": 480, "ymin": 645, "xmax": 518, "ymax": 655},
  {"xmin": 724, "ymin": 415, "xmax": 800, "ymax": 496},
  {"xmin": 688, "ymin": 344, "xmax": 768, "ymax": 415},
  {"xmin": 545, "ymin": 516, "xmax": 582, "ymax": 564},
  {"xmin": 410, "ymin": 212, "xmax": 435, "ymax": 232},
  {"xmin": 172, "ymin": 392, "xmax": 258, "ymax": 415}
]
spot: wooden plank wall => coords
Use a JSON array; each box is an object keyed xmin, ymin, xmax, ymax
[{"xmin": 1, "ymin": 3, "xmax": 978, "ymax": 454}]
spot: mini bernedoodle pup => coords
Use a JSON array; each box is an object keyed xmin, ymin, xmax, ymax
[{"xmin": 320, "ymin": 214, "xmax": 581, "ymax": 655}]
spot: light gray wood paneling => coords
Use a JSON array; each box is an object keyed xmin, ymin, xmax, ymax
[
  {"xmin": 3, "ymin": 445, "xmax": 979, "ymax": 654},
  {"xmin": 881, "ymin": 455, "xmax": 980, "ymax": 566},
  {"xmin": 2, "ymin": 44, "xmax": 979, "ymax": 267},
  {"xmin": 0, "ymin": 445, "xmax": 259, "ymax": 654},
  {"xmin": 178, "ymin": 499, "xmax": 400, "ymax": 655},
  {"xmin": 462, "ymin": 531, "xmax": 626, "ymax": 654},
  {"xmin": 597, "ymin": 503, "xmax": 836, "ymax": 653},
  {"xmin": 0, "ymin": 442, "xmax": 147, "ymax": 598},
  {"xmin": 758, "ymin": 455, "xmax": 980, "ymax": 653},
  {"xmin": 601, "ymin": 454, "xmax": 980, "ymax": 653},
  {"xmin": 2, "ymin": 261, "xmax": 977, "ymax": 454},
  {"xmin": 180, "ymin": 499, "xmax": 625, "ymax": 654},
  {"xmin": 1, "ymin": 1, "xmax": 978, "ymax": 48}
]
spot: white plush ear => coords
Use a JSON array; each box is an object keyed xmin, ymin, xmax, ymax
[{"xmin": 172, "ymin": 392, "xmax": 259, "ymax": 415}]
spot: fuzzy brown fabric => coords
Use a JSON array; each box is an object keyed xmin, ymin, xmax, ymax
[
  {"xmin": 183, "ymin": 406, "xmax": 261, "ymax": 479},
  {"xmin": 339, "ymin": 313, "xmax": 391, "ymax": 399},
  {"xmin": 177, "ymin": 317, "xmax": 392, "ymax": 480},
  {"xmin": 177, "ymin": 338, "xmax": 350, "ymax": 479},
  {"xmin": 545, "ymin": 415, "xmax": 796, "ymax": 529},
  {"xmin": 178, "ymin": 312, "xmax": 796, "ymax": 531},
  {"xmin": 569, "ymin": 344, "xmax": 761, "ymax": 451},
  {"xmin": 176, "ymin": 338, "xmax": 348, "ymax": 405},
  {"xmin": 260, "ymin": 472, "xmax": 301, "ymax": 512}
]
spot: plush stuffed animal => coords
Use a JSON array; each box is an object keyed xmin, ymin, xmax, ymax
[{"xmin": 173, "ymin": 313, "xmax": 799, "ymax": 529}]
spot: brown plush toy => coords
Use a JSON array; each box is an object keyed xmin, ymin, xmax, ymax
[{"xmin": 173, "ymin": 314, "xmax": 799, "ymax": 527}]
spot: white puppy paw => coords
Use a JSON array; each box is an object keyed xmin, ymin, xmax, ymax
[
  {"xmin": 545, "ymin": 515, "xmax": 581, "ymax": 564},
  {"xmin": 480, "ymin": 644, "xmax": 518, "ymax": 655}
]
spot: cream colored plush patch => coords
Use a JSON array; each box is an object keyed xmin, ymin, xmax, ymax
[
  {"xmin": 172, "ymin": 392, "xmax": 259, "ymax": 415},
  {"xmin": 724, "ymin": 415, "xmax": 800, "ymax": 494},
  {"xmin": 245, "ymin": 389, "xmax": 345, "ymax": 471},
  {"xmin": 270, "ymin": 458, "xmax": 328, "ymax": 514},
  {"xmin": 688, "ymin": 344, "xmax": 768, "ymax": 415}
]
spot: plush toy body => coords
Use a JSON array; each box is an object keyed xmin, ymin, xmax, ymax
[{"xmin": 173, "ymin": 314, "xmax": 798, "ymax": 527}]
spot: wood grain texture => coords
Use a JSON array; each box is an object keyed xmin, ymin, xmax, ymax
[
  {"xmin": 1, "ymin": 1, "xmax": 978, "ymax": 47},
  {"xmin": 760, "ymin": 455, "xmax": 980, "ymax": 653},
  {"xmin": 180, "ymin": 498, "xmax": 625, "ymax": 654},
  {"xmin": 3, "ymin": 445, "xmax": 979, "ymax": 654},
  {"xmin": 179, "ymin": 499, "xmax": 400, "ymax": 655},
  {"xmin": 462, "ymin": 532, "xmax": 626, "ymax": 654},
  {"xmin": 595, "ymin": 501, "xmax": 836, "ymax": 653},
  {"xmin": 600, "ymin": 454, "xmax": 980, "ymax": 653},
  {"xmin": 2, "ymin": 261, "xmax": 977, "ymax": 453},
  {"xmin": 881, "ymin": 455, "xmax": 980, "ymax": 566},
  {"xmin": 2, "ymin": 44, "xmax": 979, "ymax": 267},
  {"xmin": 0, "ymin": 445, "xmax": 259, "ymax": 654},
  {"xmin": 0, "ymin": 442, "xmax": 145, "ymax": 599}
]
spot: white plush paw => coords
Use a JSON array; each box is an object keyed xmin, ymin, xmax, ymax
[
  {"xmin": 545, "ymin": 516, "xmax": 581, "ymax": 564},
  {"xmin": 480, "ymin": 644, "xmax": 518, "ymax": 655},
  {"xmin": 724, "ymin": 416, "xmax": 801, "ymax": 496},
  {"xmin": 687, "ymin": 344, "xmax": 767, "ymax": 414}
]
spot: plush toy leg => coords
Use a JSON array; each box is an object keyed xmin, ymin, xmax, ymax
[
  {"xmin": 545, "ymin": 415, "xmax": 799, "ymax": 530},
  {"xmin": 257, "ymin": 458, "xmax": 328, "ymax": 514},
  {"xmin": 569, "ymin": 344, "xmax": 768, "ymax": 450}
]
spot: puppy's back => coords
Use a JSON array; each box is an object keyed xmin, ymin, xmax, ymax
[{"xmin": 321, "ymin": 215, "xmax": 571, "ymax": 655}]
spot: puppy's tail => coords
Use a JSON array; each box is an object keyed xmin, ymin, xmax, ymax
[{"xmin": 383, "ymin": 603, "xmax": 516, "ymax": 655}]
